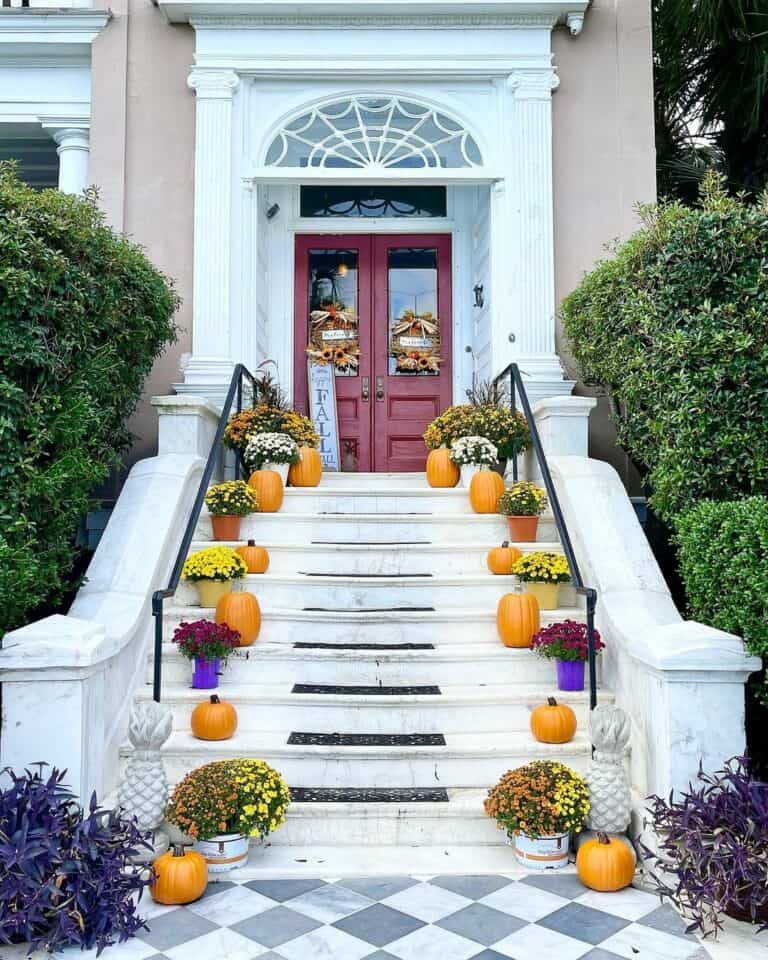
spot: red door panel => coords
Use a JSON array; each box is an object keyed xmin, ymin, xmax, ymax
[{"xmin": 294, "ymin": 233, "xmax": 452, "ymax": 472}]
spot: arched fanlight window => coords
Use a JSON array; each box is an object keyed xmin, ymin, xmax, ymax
[{"xmin": 265, "ymin": 95, "xmax": 483, "ymax": 169}]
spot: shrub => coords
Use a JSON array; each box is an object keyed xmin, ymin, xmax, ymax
[
  {"xmin": 423, "ymin": 404, "xmax": 530, "ymax": 460},
  {"xmin": 449, "ymin": 435, "xmax": 498, "ymax": 466},
  {"xmin": 497, "ymin": 481, "xmax": 547, "ymax": 517},
  {"xmin": 0, "ymin": 764, "xmax": 151, "ymax": 953},
  {"xmin": 484, "ymin": 761, "xmax": 590, "ymax": 837},
  {"xmin": 675, "ymin": 497, "xmax": 768, "ymax": 692},
  {"xmin": 205, "ymin": 480, "xmax": 258, "ymax": 517},
  {"xmin": 0, "ymin": 165, "xmax": 178, "ymax": 634},
  {"xmin": 641, "ymin": 756, "xmax": 768, "ymax": 936},
  {"xmin": 561, "ymin": 172, "xmax": 768, "ymax": 520}
]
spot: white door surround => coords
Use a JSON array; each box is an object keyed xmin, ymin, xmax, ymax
[{"xmin": 173, "ymin": 2, "xmax": 589, "ymax": 406}]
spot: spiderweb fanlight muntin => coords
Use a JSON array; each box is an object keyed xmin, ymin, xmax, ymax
[{"xmin": 266, "ymin": 95, "xmax": 483, "ymax": 170}]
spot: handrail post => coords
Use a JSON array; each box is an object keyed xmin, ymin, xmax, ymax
[
  {"xmin": 510, "ymin": 368, "xmax": 518, "ymax": 483},
  {"xmin": 586, "ymin": 588, "xmax": 598, "ymax": 711}
]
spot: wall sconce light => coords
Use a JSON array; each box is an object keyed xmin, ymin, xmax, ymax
[
  {"xmin": 473, "ymin": 283, "xmax": 484, "ymax": 308},
  {"xmin": 266, "ymin": 202, "xmax": 280, "ymax": 221}
]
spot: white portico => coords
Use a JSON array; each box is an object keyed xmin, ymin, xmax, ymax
[{"xmin": 161, "ymin": 0, "xmax": 588, "ymax": 410}]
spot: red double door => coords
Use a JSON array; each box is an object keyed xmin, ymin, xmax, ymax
[{"xmin": 294, "ymin": 234, "xmax": 452, "ymax": 472}]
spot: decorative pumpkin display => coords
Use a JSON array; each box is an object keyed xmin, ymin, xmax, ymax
[
  {"xmin": 426, "ymin": 448, "xmax": 459, "ymax": 488},
  {"xmin": 530, "ymin": 697, "xmax": 577, "ymax": 744},
  {"xmin": 191, "ymin": 694, "xmax": 238, "ymax": 741},
  {"xmin": 288, "ymin": 445, "xmax": 322, "ymax": 487},
  {"xmin": 247, "ymin": 469, "xmax": 284, "ymax": 513},
  {"xmin": 236, "ymin": 540, "xmax": 270, "ymax": 574},
  {"xmin": 215, "ymin": 590, "xmax": 261, "ymax": 646},
  {"xmin": 496, "ymin": 592, "xmax": 540, "ymax": 648},
  {"xmin": 576, "ymin": 832, "xmax": 636, "ymax": 892},
  {"xmin": 151, "ymin": 843, "xmax": 208, "ymax": 905},
  {"xmin": 469, "ymin": 469, "xmax": 505, "ymax": 513},
  {"xmin": 487, "ymin": 541, "xmax": 523, "ymax": 575}
]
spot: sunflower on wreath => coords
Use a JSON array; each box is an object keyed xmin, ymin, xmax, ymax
[
  {"xmin": 394, "ymin": 349, "xmax": 442, "ymax": 373},
  {"xmin": 306, "ymin": 341, "xmax": 360, "ymax": 371}
]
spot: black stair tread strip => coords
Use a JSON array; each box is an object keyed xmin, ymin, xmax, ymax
[
  {"xmin": 311, "ymin": 540, "xmax": 432, "ymax": 545},
  {"xmin": 290, "ymin": 787, "xmax": 450, "ymax": 803},
  {"xmin": 291, "ymin": 683, "xmax": 441, "ymax": 696},
  {"xmin": 302, "ymin": 606, "xmax": 436, "ymax": 614},
  {"xmin": 288, "ymin": 732, "xmax": 447, "ymax": 746},
  {"xmin": 293, "ymin": 641, "xmax": 435, "ymax": 650},
  {"xmin": 299, "ymin": 572, "xmax": 433, "ymax": 578}
]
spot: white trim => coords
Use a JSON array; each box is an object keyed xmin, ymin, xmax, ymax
[{"xmin": 244, "ymin": 167, "xmax": 503, "ymax": 184}]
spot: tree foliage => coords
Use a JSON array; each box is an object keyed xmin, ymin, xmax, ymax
[
  {"xmin": 654, "ymin": 0, "xmax": 768, "ymax": 198},
  {"xmin": 561, "ymin": 173, "xmax": 768, "ymax": 520},
  {"xmin": 0, "ymin": 165, "xmax": 178, "ymax": 634}
]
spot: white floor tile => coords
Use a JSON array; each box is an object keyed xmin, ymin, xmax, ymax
[
  {"xmin": 480, "ymin": 880, "xmax": 571, "ymax": 922},
  {"xmin": 185, "ymin": 884, "xmax": 276, "ymax": 924},
  {"xmin": 165, "ymin": 927, "xmax": 269, "ymax": 960},
  {"xmin": 493, "ymin": 922, "xmax": 592, "ymax": 960},
  {"xmin": 382, "ymin": 882, "xmax": 472, "ymax": 923},
  {"xmin": 600, "ymin": 922, "xmax": 706, "ymax": 960},
  {"xmin": 278, "ymin": 924, "xmax": 372, "ymax": 960},
  {"xmin": 575, "ymin": 887, "xmax": 663, "ymax": 921},
  {"xmin": 386, "ymin": 923, "xmax": 480, "ymax": 960}
]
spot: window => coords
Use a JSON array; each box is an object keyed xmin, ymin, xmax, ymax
[
  {"xmin": 266, "ymin": 96, "xmax": 482, "ymax": 169},
  {"xmin": 300, "ymin": 185, "xmax": 447, "ymax": 218}
]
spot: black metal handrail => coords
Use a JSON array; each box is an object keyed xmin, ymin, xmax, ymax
[
  {"xmin": 150, "ymin": 363, "xmax": 260, "ymax": 702},
  {"xmin": 493, "ymin": 363, "xmax": 599, "ymax": 710}
]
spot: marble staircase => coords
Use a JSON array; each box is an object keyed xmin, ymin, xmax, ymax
[{"xmin": 123, "ymin": 471, "xmax": 603, "ymax": 858}]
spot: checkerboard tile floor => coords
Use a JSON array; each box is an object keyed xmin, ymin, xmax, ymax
[{"xmin": 117, "ymin": 873, "xmax": 711, "ymax": 960}]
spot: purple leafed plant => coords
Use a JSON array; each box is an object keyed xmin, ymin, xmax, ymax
[
  {"xmin": 640, "ymin": 756, "xmax": 768, "ymax": 937},
  {"xmin": 530, "ymin": 619, "xmax": 604, "ymax": 662},
  {"xmin": 0, "ymin": 764, "xmax": 153, "ymax": 955},
  {"xmin": 172, "ymin": 618, "xmax": 241, "ymax": 663}
]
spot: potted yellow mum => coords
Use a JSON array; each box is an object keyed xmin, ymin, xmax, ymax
[
  {"xmin": 182, "ymin": 546, "xmax": 248, "ymax": 608},
  {"xmin": 205, "ymin": 480, "xmax": 258, "ymax": 541},
  {"xmin": 512, "ymin": 551, "xmax": 570, "ymax": 609}
]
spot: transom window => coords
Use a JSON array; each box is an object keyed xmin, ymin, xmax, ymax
[
  {"xmin": 300, "ymin": 185, "xmax": 447, "ymax": 218},
  {"xmin": 266, "ymin": 96, "xmax": 482, "ymax": 169}
]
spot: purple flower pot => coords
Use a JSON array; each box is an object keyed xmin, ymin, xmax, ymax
[
  {"xmin": 192, "ymin": 657, "xmax": 220, "ymax": 689},
  {"xmin": 556, "ymin": 659, "xmax": 585, "ymax": 692}
]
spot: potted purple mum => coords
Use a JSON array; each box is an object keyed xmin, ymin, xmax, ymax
[
  {"xmin": 172, "ymin": 619, "xmax": 240, "ymax": 689},
  {"xmin": 530, "ymin": 619, "xmax": 604, "ymax": 691}
]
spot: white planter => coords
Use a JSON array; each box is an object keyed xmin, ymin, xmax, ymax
[
  {"xmin": 508, "ymin": 829, "xmax": 570, "ymax": 870},
  {"xmin": 459, "ymin": 463, "xmax": 483, "ymax": 488},
  {"xmin": 194, "ymin": 832, "xmax": 249, "ymax": 873},
  {"xmin": 263, "ymin": 462, "xmax": 290, "ymax": 484}
]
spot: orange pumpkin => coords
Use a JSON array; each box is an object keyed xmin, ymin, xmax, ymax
[
  {"xmin": 191, "ymin": 694, "xmax": 238, "ymax": 741},
  {"xmin": 530, "ymin": 697, "xmax": 577, "ymax": 744},
  {"xmin": 289, "ymin": 446, "xmax": 322, "ymax": 487},
  {"xmin": 236, "ymin": 539, "xmax": 270, "ymax": 574},
  {"xmin": 576, "ymin": 832, "xmax": 636, "ymax": 892},
  {"xmin": 151, "ymin": 844, "xmax": 207, "ymax": 905},
  {"xmin": 496, "ymin": 592, "xmax": 540, "ymax": 648},
  {"xmin": 469, "ymin": 469, "xmax": 504, "ymax": 513},
  {"xmin": 487, "ymin": 541, "xmax": 523, "ymax": 575},
  {"xmin": 426, "ymin": 448, "xmax": 459, "ymax": 488},
  {"xmin": 215, "ymin": 590, "xmax": 261, "ymax": 646},
  {"xmin": 247, "ymin": 469, "xmax": 283, "ymax": 513}
]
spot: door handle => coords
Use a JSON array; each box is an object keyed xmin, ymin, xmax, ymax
[
  {"xmin": 375, "ymin": 376, "xmax": 385, "ymax": 402},
  {"xmin": 361, "ymin": 376, "xmax": 370, "ymax": 402}
]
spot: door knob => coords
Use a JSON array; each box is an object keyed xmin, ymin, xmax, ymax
[
  {"xmin": 361, "ymin": 376, "xmax": 370, "ymax": 402},
  {"xmin": 375, "ymin": 376, "xmax": 385, "ymax": 402}
]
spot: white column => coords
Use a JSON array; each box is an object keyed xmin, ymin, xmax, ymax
[
  {"xmin": 42, "ymin": 125, "xmax": 90, "ymax": 194},
  {"xmin": 507, "ymin": 70, "xmax": 573, "ymax": 403},
  {"xmin": 177, "ymin": 68, "xmax": 240, "ymax": 407}
]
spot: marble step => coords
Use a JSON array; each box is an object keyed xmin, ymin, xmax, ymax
[
  {"xmin": 135, "ymin": 682, "xmax": 605, "ymax": 734},
  {"xmin": 312, "ymin": 471, "xmax": 432, "ymax": 489},
  {"xmin": 185, "ymin": 540, "xmax": 562, "ymax": 577},
  {"xmin": 173, "ymin": 573, "xmax": 579, "ymax": 610},
  {"xmin": 161, "ymin": 605, "xmax": 585, "ymax": 645},
  {"xmin": 150, "ymin": 640, "xmax": 591, "ymax": 686},
  {"xmin": 271, "ymin": 789, "xmax": 504, "ymax": 846},
  {"xmin": 195, "ymin": 511, "xmax": 556, "ymax": 545},
  {"xmin": 129, "ymin": 729, "xmax": 592, "ymax": 788},
  {"xmin": 219, "ymin": 487, "xmax": 497, "ymax": 516}
]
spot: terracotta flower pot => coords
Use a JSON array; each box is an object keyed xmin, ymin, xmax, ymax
[
  {"xmin": 210, "ymin": 515, "xmax": 241, "ymax": 541},
  {"xmin": 196, "ymin": 579, "xmax": 232, "ymax": 609},
  {"xmin": 506, "ymin": 515, "xmax": 539, "ymax": 541},
  {"xmin": 525, "ymin": 582, "xmax": 561, "ymax": 610}
]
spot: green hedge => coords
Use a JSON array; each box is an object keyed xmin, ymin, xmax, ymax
[
  {"xmin": 676, "ymin": 498, "xmax": 768, "ymax": 673},
  {"xmin": 561, "ymin": 173, "xmax": 768, "ymax": 521},
  {"xmin": 0, "ymin": 165, "xmax": 178, "ymax": 634}
]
